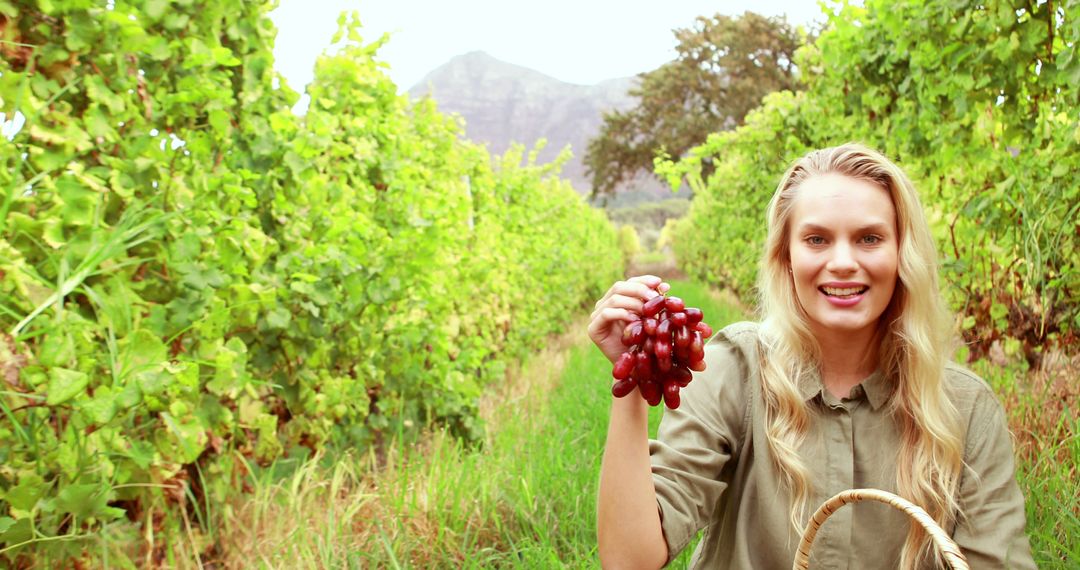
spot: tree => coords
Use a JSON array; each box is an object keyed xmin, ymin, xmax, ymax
[{"xmin": 585, "ymin": 12, "xmax": 802, "ymax": 197}]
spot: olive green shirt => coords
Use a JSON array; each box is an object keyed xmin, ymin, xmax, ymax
[{"xmin": 650, "ymin": 322, "xmax": 1036, "ymax": 569}]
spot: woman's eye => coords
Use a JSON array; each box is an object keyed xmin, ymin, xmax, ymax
[
  {"xmin": 861, "ymin": 235, "xmax": 882, "ymax": 244},
  {"xmin": 806, "ymin": 236, "xmax": 826, "ymax": 245}
]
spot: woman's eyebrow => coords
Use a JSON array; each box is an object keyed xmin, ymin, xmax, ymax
[
  {"xmin": 795, "ymin": 223, "xmax": 832, "ymax": 234},
  {"xmin": 796, "ymin": 222, "xmax": 892, "ymax": 233}
]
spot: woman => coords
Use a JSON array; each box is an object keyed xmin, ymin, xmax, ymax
[{"xmin": 589, "ymin": 144, "xmax": 1035, "ymax": 569}]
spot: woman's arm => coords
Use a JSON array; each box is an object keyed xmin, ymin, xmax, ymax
[
  {"xmin": 952, "ymin": 384, "xmax": 1037, "ymax": 569},
  {"xmin": 589, "ymin": 276, "xmax": 669, "ymax": 568},
  {"xmin": 597, "ymin": 391, "xmax": 668, "ymax": 569}
]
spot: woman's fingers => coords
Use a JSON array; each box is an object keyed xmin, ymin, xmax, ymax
[
  {"xmin": 587, "ymin": 307, "xmax": 636, "ymax": 338},
  {"xmin": 594, "ymin": 276, "xmax": 663, "ymax": 309},
  {"xmin": 590, "ymin": 292, "xmax": 648, "ymax": 322},
  {"xmin": 628, "ymin": 274, "xmax": 663, "ymax": 288},
  {"xmin": 589, "ymin": 276, "xmax": 670, "ymax": 343}
]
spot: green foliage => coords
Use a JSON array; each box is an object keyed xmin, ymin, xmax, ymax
[
  {"xmin": 585, "ymin": 12, "xmax": 802, "ymax": 196},
  {"xmin": 659, "ymin": 0, "xmax": 1079, "ymax": 360},
  {"xmin": 617, "ymin": 224, "xmax": 642, "ymax": 259},
  {"xmin": 606, "ymin": 198, "xmax": 690, "ymax": 253},
  {"xmin": 0, "ymin": 3, "xmax": 621, "ymax": 564},
  {"xmin": 606, "ymin": 197, "xmax": 690, "ymax": 232}
]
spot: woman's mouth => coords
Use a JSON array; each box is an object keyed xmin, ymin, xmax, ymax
[
  {"xmin": 819, "ymin": 285, "xmax": 869, "ymax": 298},
  {"xmin": 819, "ymin": 285, "xmax": 868, "ymax": 307}
]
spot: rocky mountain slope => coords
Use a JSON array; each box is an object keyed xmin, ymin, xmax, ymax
[{"xmin": 408, "ymin": 51, "xmax": 648, "ymax": 195}]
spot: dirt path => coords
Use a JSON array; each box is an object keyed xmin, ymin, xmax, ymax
[{"xmin": 625, "ymin": 255, "xmax": 686, "ymax": 281}]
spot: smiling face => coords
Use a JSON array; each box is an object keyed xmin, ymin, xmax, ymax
[{"xmin": 787, "ymin": 173, "xmax": 899, "ymax": 340}]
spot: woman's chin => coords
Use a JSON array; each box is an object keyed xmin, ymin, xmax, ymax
[{"xmin": 809, "ymin": 313, "xmax": 878, "ymax": 336}]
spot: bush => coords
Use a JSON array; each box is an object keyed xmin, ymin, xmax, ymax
[
  {"xmin": 659, "ymin": 0, "xmax": 1079, "ymax": 361},
  {"xmin": 0, "ymin": 4, "xmax": 622, "ymax": 563}
]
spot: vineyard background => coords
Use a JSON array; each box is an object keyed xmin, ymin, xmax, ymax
[{"xmin": 1, "ymin": 0, "xmax": 1077, "ymax": 568}]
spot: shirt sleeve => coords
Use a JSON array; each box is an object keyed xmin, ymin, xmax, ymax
[
  {"xmin": 952, "ymin": 386, "xmax": 1037, "ymax": 569},
  {"xmin": 649, "ymin": 327, "xmax": 752, "ymax": 564}
]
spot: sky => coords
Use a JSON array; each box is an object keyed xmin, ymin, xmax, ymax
[{"xmin": 269, "ymin": 1, "xmax": 833, "ymax": 113}]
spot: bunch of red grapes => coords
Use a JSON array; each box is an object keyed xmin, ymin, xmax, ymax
[{"xmin": 611, "ymin": 292, "xmax": 713, "ymax": 409}]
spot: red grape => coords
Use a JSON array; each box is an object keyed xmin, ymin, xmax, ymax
[
  {"xmin": 672, "ymin": 365, "xmax": 693, "ymax": 387},
  {"xmin": 690, "ymin": 331, "xmax": 704, "ymax": 354},
  {"xmin": 694, "ymin": 322, "xmax": 713, "ymax": 338},
  {"xmin": 642, "ymin": 295, "xmax": 666, "ymax": 318},
  {"xmin": 674, "ymin": 325, "xmax": 691, "ymax": 349},
  {"xmin": 640, "ymin": 379, "xmax": 663, "ymax": 406},
  {"xmin": 654, "ymin": 339, "xmax": 672, "ymax": 360},
  {"xmin": 607, "ymin": 284, "xmax": 713, "ymax": 409},
  {"xmin": 612, "ymin": 377, "xmax": 638, "ymax": 398},
  {"xmin": 685, "ymin": 308, "xmax": 703, "ymax": 325},
  {"xmin": 643, "ymin": 318, "xmax": 658, "ymax": 336},
  {"xmin": 663, "ymin": 381, "xmax": 681, "ymax": 409},
  {"xmin": 656, "ymin": 318, "xmax": 672, "ymax": 342},
  {"xmin": 612, "ymin": 352, "xmax": 634, "ymax": 380}
]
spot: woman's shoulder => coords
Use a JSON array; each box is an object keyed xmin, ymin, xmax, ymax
[
  {"xmin": 696, "ymin": 321, "xmax": 762, "ymax": 390},
  {"xmin": 942, "ymin": 361, "xmax": 1010, "ymax": 450},
  {"xmin": 942, "ymin": 361, "xmax": 999, "ymax": 405},
  {"xmin": 709, "ymin": 320, "xmax": 763, "ymax": 351}
]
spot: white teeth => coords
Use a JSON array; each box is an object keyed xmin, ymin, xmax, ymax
[{"xmin": 822, "ymin": 286, "xmax": 867, "ymax": 296}]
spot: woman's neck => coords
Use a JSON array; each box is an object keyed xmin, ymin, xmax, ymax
[{"xmin": 813, "ymin": 324, "xmax": 881, "ymax": 398}]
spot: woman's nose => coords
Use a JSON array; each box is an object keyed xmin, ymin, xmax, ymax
[{"xmin": 826, "ymin": 243, "xmax": 858, "ymax": 273}]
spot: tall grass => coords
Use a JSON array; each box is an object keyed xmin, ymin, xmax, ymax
[{"xmin": 972, "ymin": 357, "xmax": 1080, "ymax": 567}]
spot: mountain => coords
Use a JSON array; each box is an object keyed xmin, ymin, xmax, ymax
[{"xmin": 408, "ymin": 51, "xmax": 655, "ymax": 195}]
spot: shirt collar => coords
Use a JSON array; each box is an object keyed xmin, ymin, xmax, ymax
[{"xmin": 798, "ymin": 367, "xmax": 893, "ymax": 410}]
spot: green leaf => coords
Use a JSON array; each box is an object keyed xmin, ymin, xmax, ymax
[
  {"xmin": 207, "ymin": 337, "xmax": 250, "ymax": 397},
  {"xmin": 126, "ymin": 440, "xmax": 156, "ymax": 469},
  {"xmin": 57, "ymin": 176, "xmax": 99, "ymax": 226},
  {"xmin": 208, "ymin": 109, "xmax": 231, "ymax": 135},
  {"xmin": 120, "ymin": 329, "xmax": 168, "ymax": 379},
  {"xmin": 266, "ymin": 307, "xmax": 292, "ymax": 329},
  {"xmin": 84, "ymin": 75, "xmax": 126, "ymax": 115},
  {"xmin": 212, "ymin": 46, "xmax": 242, "ymax": 66},
  {"xmin": 160, "ymin": 412, "xmax": 207, "ymax": 463},
  {"xmin": 146, "ymin": 36, "xmax": 172, "ymax": 61},
  {"xmin": 80, "ymin": 390, "xmax": 117, "ymax": 424},
  {"xmin": 4, "ymin": 476, "xmax": 45, "ymax": 511},
  {"xmin": 145, "ymin": 0, "xmax": 169, "ymax": 19},
  {"xmin": 39, "ymin": 333, "xmax": 75, "ymax": 367},
  {"xmin": 46, "ymin": 368, "xmax": 89, "ymax": 405},
  {"xmin": 55, "ymin": 483, "xmax": 121, "ymax": 520}
]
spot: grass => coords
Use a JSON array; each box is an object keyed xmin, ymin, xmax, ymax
[
  {"xmin": 971, "ymin": 356, "xmax": 1080, "ymax": 567},
  {"xmin": 51, "ymin": 279, "xmax": 1076, "ymax": 568}
]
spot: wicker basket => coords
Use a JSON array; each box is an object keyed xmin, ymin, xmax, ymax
[{"xmin": 792, "ymin": 488, "xmax": 969, "ymax": 570}]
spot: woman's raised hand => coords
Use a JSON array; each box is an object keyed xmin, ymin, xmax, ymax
[{"xmin": 588, "ymin": 275, "xmax": 670, "ymax": 365}]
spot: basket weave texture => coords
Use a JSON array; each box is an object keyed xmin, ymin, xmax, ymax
[{"xmin": 792, "ymin": 488, "xmax": 970, "ymax": 570}]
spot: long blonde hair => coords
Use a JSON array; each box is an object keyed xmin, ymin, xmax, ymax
[{"xmin": 757, "ymin": 144, "xmax": 963, "ymax": 568}]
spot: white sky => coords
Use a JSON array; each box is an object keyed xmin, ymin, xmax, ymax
[{"xmin": 269, "ymin": 1, "xmax": 832, "ymax": 112}]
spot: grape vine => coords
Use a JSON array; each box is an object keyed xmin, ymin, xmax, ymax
[
  {"xmin": 0, "ymin": 2, "xmax": 622, "ymax": 563},
  {"xmin": 658, "ymin": 0, "xmax": 1079, "ymax": 364}
]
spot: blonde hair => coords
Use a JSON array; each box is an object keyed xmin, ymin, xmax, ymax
[{"xmin": 757, "ymin": 144, "xmax": 963, "ymax": 568}]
